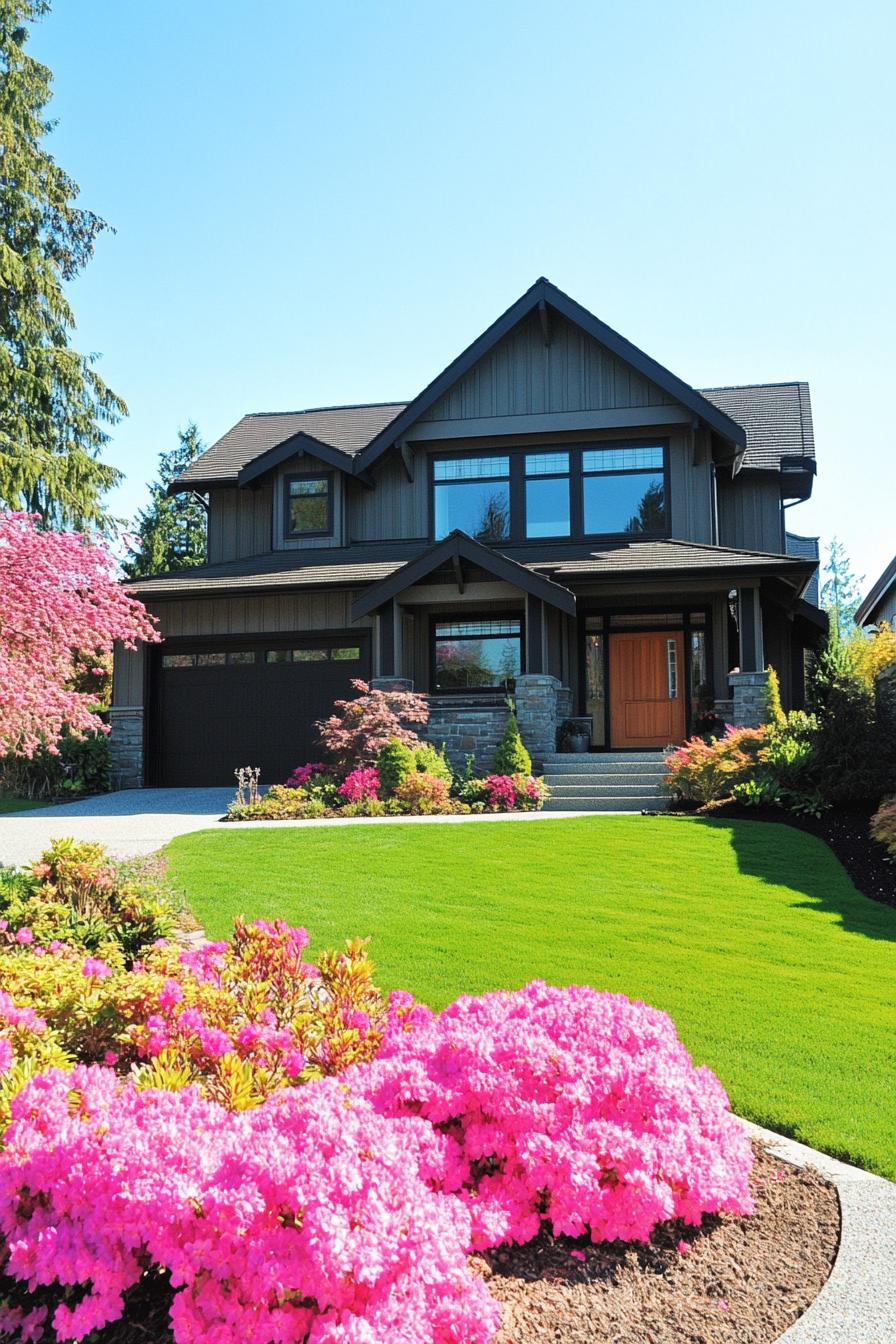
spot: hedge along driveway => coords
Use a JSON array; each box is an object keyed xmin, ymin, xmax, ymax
[{"xmin": 165, "ymin": 815, "xmax": 896, "ymax": 1179}]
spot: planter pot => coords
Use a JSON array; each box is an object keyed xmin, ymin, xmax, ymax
[{"xmin": 569, "ymin": 735, "xmax": 590, "ymax": 753}]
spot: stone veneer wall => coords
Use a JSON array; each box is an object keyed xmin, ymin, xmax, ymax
[
  {"xmin": 108, "ymin": 708, "xmax": 144, "ymax": 790},
  {"xmin": 728, "ymin": 671, "xmax": 769, "ymax": 728},
  {"xmin": 371, "ymin": 676, "xmax": 572, "ymax": 775}
]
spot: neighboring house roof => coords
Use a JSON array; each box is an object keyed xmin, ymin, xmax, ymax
[
  {"xmin": 126, "ymin": 538, "xmax": 815, "ymax": 601},
  {"xmin": 856, "ymin": 554, "xmax": 896, "ymax": 627},
  {"xmin": 701, "ymin": 382, "xmax": 815, "ymax": 472}
]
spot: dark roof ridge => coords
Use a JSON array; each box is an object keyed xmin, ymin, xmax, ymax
[
  {"xmin": 602, "ymin": 537, "xmax": 807, "ymax": 563},
  {"xmin": 699, "ymin": 379, "xmax": 808, "ymax": 392},
  {"xmin": 244, "ymin": 400, "xmax": 407, "ymax": 418}
]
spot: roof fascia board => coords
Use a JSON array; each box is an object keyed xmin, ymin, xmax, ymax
[
  {"xmin": 235, "ymin": 432, "xmax": 373, "ymax": 488},
  {"xmin": 357, "ymin": 278, "xmax": 746, "ymax": 471},
  {"xmin": 405, "ymin": 406, "xmax": 693, "ymax": 442},
  {"xmin": 350, "ymin": 529, "xmax": 577, "ymax": 621}
]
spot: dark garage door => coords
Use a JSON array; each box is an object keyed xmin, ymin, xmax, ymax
[{"xmin": 150, "ymin": 634, "xmax": 370, "ymax": 787}]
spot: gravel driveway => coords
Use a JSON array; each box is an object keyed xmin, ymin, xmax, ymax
[{"xmin": 0, "ymin": 789, "xmax": 233, "ymax": 866}]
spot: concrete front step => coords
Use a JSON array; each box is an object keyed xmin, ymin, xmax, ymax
[
  {"xmin": 542, "ymin": 752, "xmax": 666, "ymax": 767},
  {"xmin": 543, "ymin": 796, "xmax": 667, "ymax": 813},
  {"xmin": 544, "ymin": 771, "xmax": 666, "ymax": 786},
  {"xmin": 548, "ymin": 785, "xmax": 664, "ymax": 793}
]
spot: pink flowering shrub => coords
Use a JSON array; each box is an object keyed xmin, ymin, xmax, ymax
[
  {"xmin": 460, "ymin": 773, "xmax": 547, "ymax": 812},
  {"xmin": 0, "ymin": 512, "xmax": 159, "ymax": 759},
  {"xmin": 0, "ymin": 1068, "xmax": 500, "ymax": 1344},
  {"xmin": 360, "ymin": 981, "xmax": 755, "ymax": 1249},
  {"xmin": 284, "ymin": 761, "xmax": 328, "ymax": 788},
  {"xmin": 316, "ymin": 678, "xmax": 430, "ymax": 770},
  {"xmin": 338, "ymin": 765, "xmax": 380, "ymax": 802}
]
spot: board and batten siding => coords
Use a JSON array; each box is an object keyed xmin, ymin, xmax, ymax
[
  {"xmin": 207, "ymin": 486, "xmax": 272, "ymax": 563},
  {"xmin": 350, "ymin": 454, "xmax": 428, "ymax": 543},
  {"xmin": 716, "ymin": 475, "xmax": 784, "ymax": 555},
  {"xmin": 420, "ymin": 311, "xmax": 678, "ymax": 422},
  {"xmin": 112, "ymin": 592, "xmax": 374, "ymax": 708}
]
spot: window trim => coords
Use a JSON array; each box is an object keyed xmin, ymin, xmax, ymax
[
  {"xmin": 283, "ymin": 470, "xmax": 335, "ymax": 539},
  {"xmin": 429, "ymin": 611, "xmax": 525, "ymax": 694},
  {"xmin": 429, "ymin": 440, "xmax": 670, "ymax": 544}
]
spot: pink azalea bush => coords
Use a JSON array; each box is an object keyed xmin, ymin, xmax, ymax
[
  {"xmin": 459, "ymin": 773, "xmax": 546, "ymax": 812},
  {"xmin": 0, "ymin": 1069, "xmax": 500, "ymax": 1344},
  {"xmin": 0, "ymin": 512, "xmax": 159, "ymax": 758},
  {"xmin": 0, "ymin": 956, "xmax": 754, "ymax": 1342},
  {"xmin": 285, "ymin": 762, "xmax": 328, "ymax": 789},
  {"xmin": 338, "ymin": 765, "xmax": 380, "ymax": 802},
  {"xmin": 360, "ymin": 981, "xmax": 754, "ymax": 1249}
]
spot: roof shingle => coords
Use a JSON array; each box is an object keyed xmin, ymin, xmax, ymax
[{"xmin": 700, "ymin": 382, "xmax": 815, "ymax": 471}]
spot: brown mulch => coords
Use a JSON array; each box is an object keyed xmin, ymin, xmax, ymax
[{"xmin": 472, "ymin": 1144, "xmax": 838, "ymax": 1344}]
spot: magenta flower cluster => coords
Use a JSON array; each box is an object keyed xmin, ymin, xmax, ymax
[
  {"xmin": 337, "ymin": 765, "xmax": 380, "ymax": 802},
  {"xmin": 0, "ymin": 980, "xmax": 753, "ymax": 1342},
  {"xmin": 285, "ymin": 762, "xmax": 328, "ymax": 789}
]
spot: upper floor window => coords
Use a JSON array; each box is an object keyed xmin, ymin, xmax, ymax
[
  {"xmin": 284, "ymin": 473, "xmax": 333, "ymax": 538},
  {"xmin": 582, "ymin": 446, "xmax": 665, "ymax": 535},
  {"xmin": 432, "ymin": 443, "xmax": 666, "ymax": 541},
  {"xmin": 433, "ymin": 456, "xmax": 509, "ymax": 542}
]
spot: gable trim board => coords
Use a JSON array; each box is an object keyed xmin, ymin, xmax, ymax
[
  {"xmin": 349, "ymin": 530, "xmax": 577, "ymax": 621},
  {"xmin": 236, "ymin": 432, "xmax": 374, "ymax": 489},
  {"xmin": 355, "ymin": 278, "xmax": 746, "ymax": 472}
]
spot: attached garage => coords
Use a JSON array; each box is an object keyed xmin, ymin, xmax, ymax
[{"xmin": 148, "ymin": 633, "xmax": 371, "ymax": 787}]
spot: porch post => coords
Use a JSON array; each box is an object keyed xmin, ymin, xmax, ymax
[
  {"xmin": 378, "ymin": 599, "xmax": 396, "ymax": 677},
  {"xmin": 525, "ymin": 594, "xmax": 544, "ymax": 674},
  {"xmin": 737, "ymin": 585, "xmax": 764, "ymax": 672}
]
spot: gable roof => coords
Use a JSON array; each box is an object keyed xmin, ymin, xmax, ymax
[
  {"xmin": 355, "ymin": 278, "xmax": 746, "ymax": 471},
  {"xmin": 168, "ymin": 283, "xmax": 816, "ymax": 494},
  {"xmin": 856, "ymin": 554, "xmax": 896, "ymax": 627},
  {"xmin": 350, "ymin": 530, "xmax": 577, "ymax": 620},
  {"xmin": 172, "ymin": 403, "xmax": 406, "ymax": 491},
  {"xmin": 701, "ymin": 382, "xmax": 815, "ymax": 472}
]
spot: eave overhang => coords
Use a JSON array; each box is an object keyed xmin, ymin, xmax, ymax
[{"xmin": 350, "ymin": 529, "xmax": 577, "ymax": 621}]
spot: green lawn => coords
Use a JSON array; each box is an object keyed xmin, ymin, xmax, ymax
[
  {"xmin": 166, "ymin": 816, "xmax": 896, "ymax": 1178},
  {"xmin": 0, "ymin": 797, "xmax": 44, "ymax": 813}
]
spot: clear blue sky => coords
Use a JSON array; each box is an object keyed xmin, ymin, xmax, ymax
[{"xmin": 32, "ymin": 0, "xmax": 895, "ymax": 593}]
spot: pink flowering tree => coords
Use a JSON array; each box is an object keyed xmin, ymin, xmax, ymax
[
  {"xmin": 316, "ymin": 678, "xmax": 430, "ymax": 770},
  {"xmin": 0, "ymin": 513, "xmax": 159, "ymax": 758}
]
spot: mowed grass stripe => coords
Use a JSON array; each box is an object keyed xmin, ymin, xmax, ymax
[{"xmin": 165, "ymin": 816, "xmax": 896, "ymax": 1178}]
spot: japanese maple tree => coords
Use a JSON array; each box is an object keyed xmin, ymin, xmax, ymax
[
  {"xmin": 0, "ymin": 512, "xmax": 158, "ymax": 757},
  {"xmin": 316, "ymin": 678, "xmax": 429, "ymax": 770}
]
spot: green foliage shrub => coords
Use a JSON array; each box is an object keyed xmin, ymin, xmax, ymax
[
  {"xmin": 226, "ymin": 785, "xmax": 329, "ymax": 821},
  {"xmin": 414, "ymin": 741, "xmax": 453, "ymax": 785},
  {"xmin": 493, "ymin": 713, "xmax": 531, "ymax": 776},
  {"xmin": 0, "ymin": 840, "xmax": 178, "ymax": 960},
  {"xmin": 764, "ymin": 666, "xmax": 786, "ymax": 728},
  {"xmin": 376, "ymin": 737, "xmax": 417, "ymax": 796},
  {"xmin": 393, "ymin": 772, "xmax": 456, "ymax": 815},
  {"xmin": 807, "ymin": 637, "xmax": 882, "ymax": 803},
  {"xmin": 0, "ymin": 727, "xmax": 111, "ymax": 801}
]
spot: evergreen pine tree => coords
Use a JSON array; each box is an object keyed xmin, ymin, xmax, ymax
[
  {"xmin": 820, "ymin": 538, "xmax": 865, "ymax": 639},
  {"xmin": 125, "ymin": 424, "xmax": 208, "ymax": 578},
  {"xmin": 0, "ymin": 0, "xmax": 125, "ymax": 527}
]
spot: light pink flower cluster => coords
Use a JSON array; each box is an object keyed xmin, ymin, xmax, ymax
[
  {"xmin": 0, "ymin": 512, "xmax": 159, "ymax": 758},
  {"xmin": 0, "ymin": 1067, "xmax": 500, "ymax": 1344},
  {"xmin": 361, "ymin": 980, "xmax": 755, "ymax": 1248},
  {"xmin": 338, "ymin": 765, "xmax": 380, "ymax": 802}
]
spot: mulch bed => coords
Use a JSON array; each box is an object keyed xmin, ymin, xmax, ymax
[
  {"xmin": 662, "ymin": 800, "xmax": 895, "ymax": 908},
  {"xmin": 475, "ymin": 1143, "xmax": 838, "ymax": 1344}
]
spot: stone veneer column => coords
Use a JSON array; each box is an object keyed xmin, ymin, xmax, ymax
[
  {"xmin": 728, "ymin": 671, "xmax": 769, "ymax": 729},
  {"xmin": 108, "ymin": 707, "xmax": 145, "ymax": 790},
  {"xmin": 514, "ymin": 674, "xmax": 563, "ymax": 771}
]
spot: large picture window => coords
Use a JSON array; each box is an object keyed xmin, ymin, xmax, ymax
[
  {"xmin": 433, "ymin": 457, "xmax": 510, "ymax": 542},
  {"xmin": 284, "ymin": 473, "xmax": 333, "ymax": 537},
  {"xmin": 432, "ymin": 618, "xmax": 521, "ymax": 691},
  {"xmin": 432, "ymin": 443, "xmax": 666, "ymax": 542},
  {"xmin": 582, "ymin": 446, "xmax": 665, "ymax": 535}
]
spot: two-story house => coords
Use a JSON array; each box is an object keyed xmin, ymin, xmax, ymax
[{"xmin": 112, "ymin": 279, "xmax": 824, "ymax": 788}]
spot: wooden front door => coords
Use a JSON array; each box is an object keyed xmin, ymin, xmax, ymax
[{"xmin": 608, "ymin": 631, "xmax": 686, "ymax": 749}]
